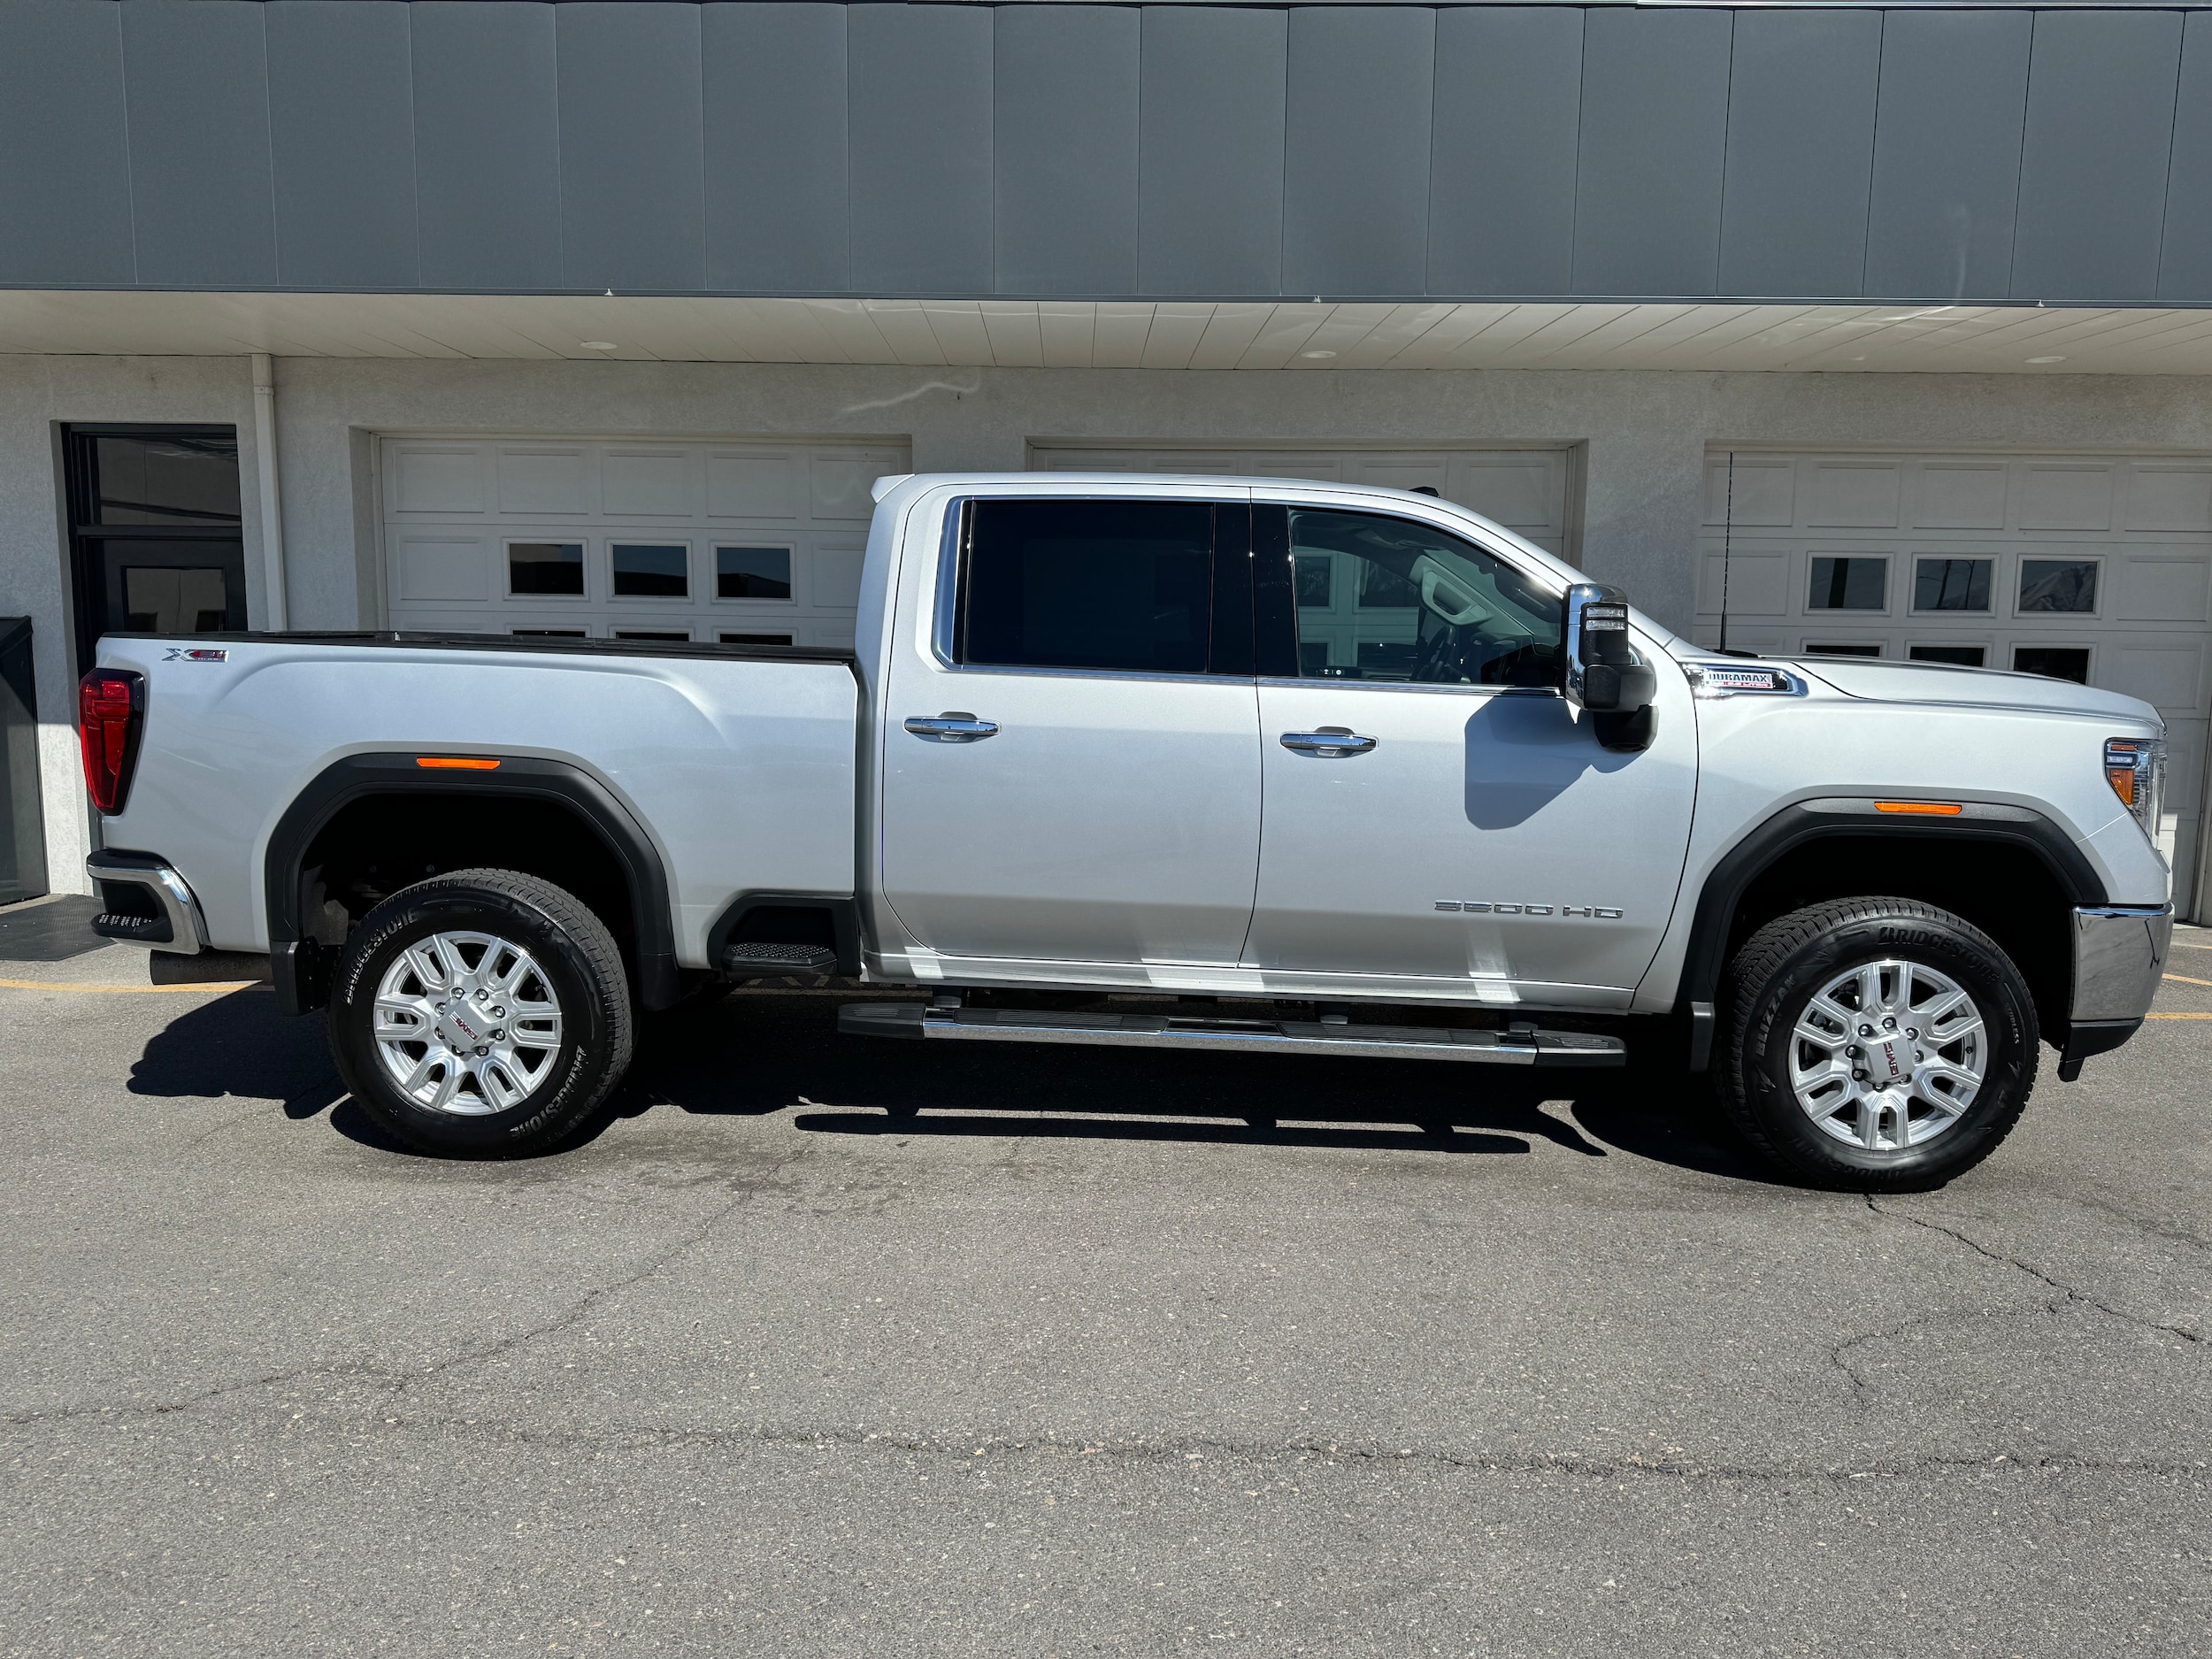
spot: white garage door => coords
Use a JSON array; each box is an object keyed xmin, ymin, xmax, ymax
[
  {"xmin": 379, "ymin": 436, "xmax": 910, "ymax": 649},
  {"xmin": 1028, "ymin": 446, "xmax": 1575, "ymax": 556},
  {"xmin": 1697, "ymin": 449, "xmax": 2209, "ymax": 910}
]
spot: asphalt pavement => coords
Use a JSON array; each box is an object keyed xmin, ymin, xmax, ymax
[{"xmin": 3, "ymin": 931, "xmax": 2208, "ymax": 1657}]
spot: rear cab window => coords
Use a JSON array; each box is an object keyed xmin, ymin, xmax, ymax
[{"xmin": 950, "ymin": 498, "xmax": 1251, "ymax": 676}]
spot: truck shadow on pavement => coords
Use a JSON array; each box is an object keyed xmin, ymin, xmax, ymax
[
  {"xmin": 619, "ymin": 995, "xmax": 1778, "ymax": 1183},
  {"xmin": 125, "ymin": 988, "xmax": 1777, "ymax": 1182}
]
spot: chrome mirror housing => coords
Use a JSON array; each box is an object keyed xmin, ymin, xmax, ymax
[{"xmin": 1562, "ymin": 581, "xmax": 1658, "ymax": 750}]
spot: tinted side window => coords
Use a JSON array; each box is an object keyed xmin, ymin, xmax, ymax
[
  {"xmin": 1286, "ymin": 510, "xmax": 1562, "ymax": 687},
  {"xmin": 957, "ymin": 500, "xmax": 1215, "ymax": 674}
]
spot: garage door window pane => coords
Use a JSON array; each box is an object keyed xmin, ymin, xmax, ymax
[
  {"xmin": 1913, "ymin": 558, "xmax": 1991, "ymax": 612},
  {"xmin": 1909, "ymin": 644, "xmax": 1985, "ymax": 667},
  {"xmin": 1809, "ymin": 557, "xmax": 1887, "ymax": 611},
  {"xmin": 1804, "ymin": 642, "xmax": 1882, "ymax": 657},
  {"xmin": 612, "ymin": 543, "xmax": 688, "ymax": 598},
  {"xmin": 2017, "ymin": 559, "xmax": 2097, "ymax": 613},
  {"xmin": 2013, "ymin": 646, "xmax": 2091, "ymax": 684},
  {"xmin": 508, "ymin": 541, "xmax": 584, "ymax": 596},
  {"xmin": 956, "ymin": 500, "xmax": 1214, "ymax": 674},
  {"xmin": 717, "ymin": 546, "xmax": 793, "ymax": 601}
]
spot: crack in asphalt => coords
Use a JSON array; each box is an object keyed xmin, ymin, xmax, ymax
[
  {"xmin": 2, "ymin": 1151, "xmax": 806, "ymax": 1433},
  {"xmin": 2062, "ymin": 1193, "xmax": 2212, "ymax": 1258},
  {"xmin": 15, "ymin": 1395, "xmax": 2207, "ymax": 1486},
  {"xmin": 394, "ymin": 1150, "xmax": 809, "ymax": 1395},
  {"xmin": 1866, "ymin": 1196, "xmax": 2207, "ymax": 1348}
]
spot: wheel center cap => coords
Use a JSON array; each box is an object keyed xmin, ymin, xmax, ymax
[
  {"xmin": 1869, "ymin": 1028, "xmax": 1915, "ymax": 1087},
  {"xmin": 436, "ymin": 1002, "xmax": 490, "ymax": 1050}
]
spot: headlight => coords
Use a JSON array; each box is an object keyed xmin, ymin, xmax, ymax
[{"xmin": 2104, "ymin": 735, "xmax": 2167, "ymax": 849}]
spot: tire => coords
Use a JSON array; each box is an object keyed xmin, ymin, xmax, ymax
[
  {"xmin": 327, "ymin": 868, "xmax": 634, "ymax": 1157},
  {"xmin": 1717, "ymin": 897, "xmax": 2038, "ymax": 1192}
]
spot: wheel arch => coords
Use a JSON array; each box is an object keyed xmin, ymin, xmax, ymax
[
  {"xmin": 1678, "ymin": 799, "xmax": 2106, "ymax": 1068},
  {"xmin": 265, "ymin": 753, "xmax": 680, "ymax": 1016}
]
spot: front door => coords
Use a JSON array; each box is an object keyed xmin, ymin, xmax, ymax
[
  {"xmin": 879, "ymin": 495, "xmax": 1263, "ymax": 968},
  {"xmin": 1242, "ymin": 503, "xmax": 1697, "ymax": 1001}
]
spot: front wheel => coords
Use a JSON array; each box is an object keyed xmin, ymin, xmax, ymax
[
  {"xmin": 328, "ymin": 868, "xmax": 635, "ymax": 1157},
  {"xmin": 1718, "ymin": 897, "xmax": 2039, "ymax": 1191}
]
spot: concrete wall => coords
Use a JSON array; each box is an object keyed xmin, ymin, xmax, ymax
[
  {"xmin": 0, "ymin": 354, "xmax": 268, "ymax": 895},
  {"xmin": 12, "ymin": 350, "xmax": 2212, "ymax": 901},
  {"xmin": 265, "ymin": 354, "xmax": 2212, "ymax": 634}
]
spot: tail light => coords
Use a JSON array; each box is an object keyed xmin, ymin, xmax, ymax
[
  {"xmin": 78, "ymin": 669, "xmax": 145, "ymax": 815},
  {"xmin": 2103, "ymin": 736, "xmax": 2166, "ymax": 845}
]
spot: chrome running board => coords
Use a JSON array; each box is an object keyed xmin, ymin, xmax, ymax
[{"xmin": 837, "ymin": 1002, "xmax": 1624, "ymax": 1067}]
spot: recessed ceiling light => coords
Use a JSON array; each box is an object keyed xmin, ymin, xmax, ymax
[
  {"xmin": 580, "ymin": 341, "xmax": 618, "ymax": 351},
  {"xmin": 2026, "ymin": 355, "xmax": 2066, "ymax": 365},
  {"xmin": 1301, "ymin": 349, "xmax": 1337, "ymax": 359}
]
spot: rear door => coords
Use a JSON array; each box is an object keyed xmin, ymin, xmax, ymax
[{"xmin": 878, "ymin": 495, "xmax": 1263, "ymax": 967}]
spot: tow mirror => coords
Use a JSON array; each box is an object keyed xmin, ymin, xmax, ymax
[{"xmin": 1563, "ymin": 582, "xmax": 1658, "ymax": 751}]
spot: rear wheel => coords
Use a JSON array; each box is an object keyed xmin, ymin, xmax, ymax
[
  {"xmin": 1718, "ymin": 897, "xmax": 2038, "ymax": 1191},
  {"xmin": 328, "ymin": 868, "xmax": 634, "ymax": 1157}
]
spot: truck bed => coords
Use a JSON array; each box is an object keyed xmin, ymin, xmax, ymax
[{"xmin": 93, "ymin": 631, "xmax": 862, "ymax": 969}]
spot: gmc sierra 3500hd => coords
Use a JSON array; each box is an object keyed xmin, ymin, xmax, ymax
[{"xmin": 79, "ymin": 472, "xmax": 2173, "ymax": 1188}]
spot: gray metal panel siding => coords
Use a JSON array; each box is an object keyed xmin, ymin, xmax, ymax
[
  {"xmin": 413, "ymin": 2, "xmax": 561, "ymax": 292},
  {"xmin": 849, "ymin": 4, "xmax": 994, "ymax": 296},
  {"xmin": 122, "ymin": 1, "xmax": 275, "ymax": 289},
  {"xmin": 1718, "ymin": 9, "xmax": 1881, "ymax": 300},
  {"xmin": 2160, "ymin": 14, "xmax": 2212, "ymax": 302},
  {"xmin": 0, "ymin": 0, "xmax": 134, "ymax": 286},
  {"xmin": 995, "ymin": 5, "xmax": 1139, "ymax": 296},
  {"xmin": 1284, "ymin": 6, "xmax": 1433, "ymax": 297},
  {"xmin": 2013, "ymin": 9, "xmax": 2184, "ymax": 303},
  {"xmin": 1571, "ymin": 7, "xmax": 1732, "ymax": 299},
  {"xmin": 265, "ymin": 1, "xmax": 419, "ymax": 290},
  {"xmin": 704, "ymin": 3, "xmax": 849, "ymax": 294},
  {"xmin": 1863, "ymin": 10, "xmax": 2031, "ymax": 303},
  {"xmin": 1427, "ymin": 6, "xmax": 1581, "ymax": 299},
  {"xmin": 557, "ymin": 3, "xmax": 706, "ymax": 293},
  {"xmin": 1139, "ymin": 5, "xmax": 1287, "ymax": 296}
]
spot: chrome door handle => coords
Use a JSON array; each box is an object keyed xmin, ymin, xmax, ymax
[
  {"xmin": 1279, "ymin": 730, "xmax": 1378, "ymax": 756},
  {"xmin": 904, "ymin": 713, "xmax": 1000, "ymax": 741}
]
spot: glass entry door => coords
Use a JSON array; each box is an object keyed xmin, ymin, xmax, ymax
[{"xmin": 63, "ymin": 426, "xmax": 246, "ymax": 671}]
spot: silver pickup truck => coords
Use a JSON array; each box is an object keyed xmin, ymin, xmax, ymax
[{"xmin": 79, "ymin": 472, "xmax": 2173, "ymax": 1188}]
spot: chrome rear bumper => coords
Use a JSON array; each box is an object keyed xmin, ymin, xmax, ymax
[
  {"xmin": 85, "ymin": 851, "xmax": 207, "ymax": 955},
  {"xmin": 2061, "ymin": 903, "xmax": 2172, "ymax": 1079}
]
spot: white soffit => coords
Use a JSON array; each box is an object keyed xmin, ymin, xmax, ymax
[{"xmin": 6, "ymin": 291, "xmax": 2212, "ymax": 373}]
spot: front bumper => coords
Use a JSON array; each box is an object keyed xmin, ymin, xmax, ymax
[
  {"xmin": 85, "ymin": 851, "xmax": 206, "ymax": 955},
  {"xmin": 2061, "ymin": 903, "xmax": 2173, "ymax": 1079}
]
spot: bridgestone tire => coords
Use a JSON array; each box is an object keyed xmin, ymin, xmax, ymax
[
  {"xmin": 1717, "ymin": 897, "xmax": 2039, "ymax": 1192},
  {"xmin": 328, "ymin": 869, "xmax": 634, "ymax": 1158}
]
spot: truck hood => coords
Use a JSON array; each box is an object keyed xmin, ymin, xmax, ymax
[{"xmin": 1769, "ymin": 654, "xmax": 2161, "ymax": 725}]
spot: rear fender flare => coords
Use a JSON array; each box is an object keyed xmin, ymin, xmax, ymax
[{"xmin": 264, "ymin": 753, "xmax": 678, "ymax": 1015}]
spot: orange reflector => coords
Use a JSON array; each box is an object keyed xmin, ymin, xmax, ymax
[
  {"xmin": 415, "ymin": 757, "xmax": 501, "ymax": 771},
  {"xmin": 1874, "ymin": 801, "xmax": 1962, "ymax": 816}
]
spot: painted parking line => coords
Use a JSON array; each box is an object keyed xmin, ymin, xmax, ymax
[
  {"xmin": 2147, "ymin": 1012, "xmax": 2212, "ymax": 1020},
  {"xmin": 0, "ymin": 977, "xmax": 253, "ymax": 995},
  {"xmin": 2166, "ymin": 972, "xmax": 2212, "ymax": 987}
]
